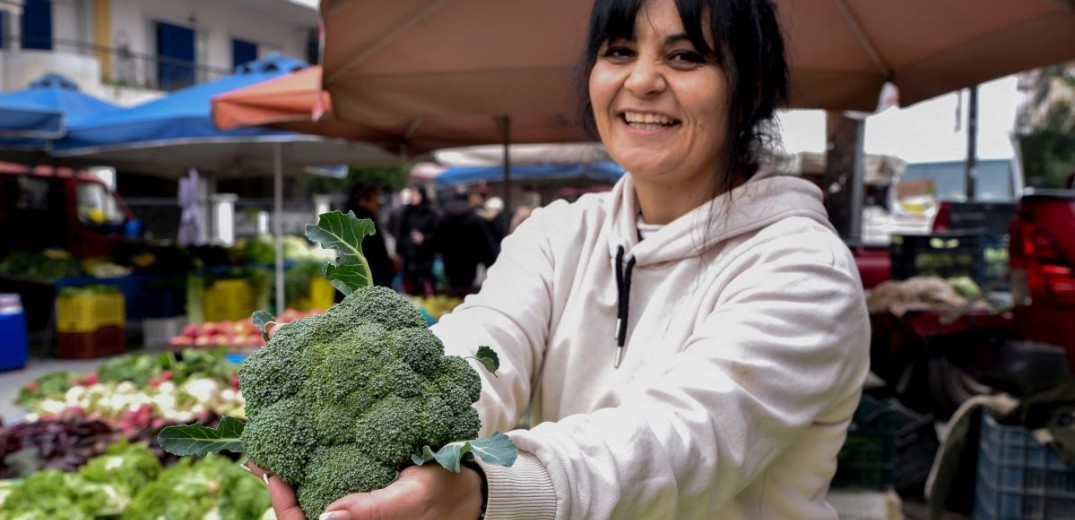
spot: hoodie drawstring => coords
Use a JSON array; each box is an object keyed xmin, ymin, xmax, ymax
[{"xmin": 614, "ymin": 245, "xmax": 636, "ymax": 368}]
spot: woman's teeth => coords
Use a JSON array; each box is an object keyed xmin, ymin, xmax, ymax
[{"xmin": 623, "ymin": 112, "xmax": 678, "ymax": 130}]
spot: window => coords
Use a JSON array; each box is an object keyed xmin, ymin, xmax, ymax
[
  {"xmin": 75, "ymin": 182, "xmax": 126, "ymax": 226},
  {"xmin": 21, "ymin": 0, "xmax": 53, "ymax": 50},
  {"xmin": 155, "ymin": 20, "xmax": 195, "ymax": 90},
  {"xmin": 232, "ymin": 38, "xmax": 258, "ymax": 71}
]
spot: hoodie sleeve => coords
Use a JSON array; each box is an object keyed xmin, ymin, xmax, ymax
[{"xmin": 494, "ymin": 234, "xmax": 869, "ymax": 519}]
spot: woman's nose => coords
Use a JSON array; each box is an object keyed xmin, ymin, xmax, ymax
[{"xmin": 624, "ymin": 58, "xmax": 666, "ymax": 97}]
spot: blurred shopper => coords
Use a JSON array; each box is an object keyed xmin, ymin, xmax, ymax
[
  {"xmin": 509, "ymin": 189, "xmax": 542, "ymax": 234},
  {"xmin": 433, "ymin": 188, "xmax": 500, "ymax": 297},
  {"xmin": 343, "ymin": 182, "xmax": 395, "ymax": 288},
  {"xmin": 397, "ymin": 186, "xmax": 438, "ymax": 295}
]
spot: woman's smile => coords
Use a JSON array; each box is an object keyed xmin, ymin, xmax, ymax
[{"xmin": 589, "ymin": 0, "xmax": 729, "ymax": 223}]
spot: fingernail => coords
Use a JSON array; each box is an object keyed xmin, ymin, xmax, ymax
[
  {"xmin": 262, "ymin": 473, "xmax": 271, "ymax": 487},
  {"xmin": 319, "ymin": 512, "xmax": 349, "ymax": 520}
]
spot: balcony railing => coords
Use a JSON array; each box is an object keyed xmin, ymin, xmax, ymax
[{"xmin": 4, "ymin": 37, "xmax": 234, "ymax": 91}]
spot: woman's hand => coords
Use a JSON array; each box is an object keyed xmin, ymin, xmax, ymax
[{"xmin": 246, "ymin": 462, "xmax": 485, "ymax": 520}]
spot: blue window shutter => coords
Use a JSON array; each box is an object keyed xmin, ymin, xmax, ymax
[
  {"xmin": 156, "ymin": 21, "xmax": 195, "ymax": 90},
  {"xmin": 231, "ymin": 38, "xmax": 258, "ymax": 71},
  {"xmin": 21, "ymin": 0, "xmax": 53, "ymax": 50}
]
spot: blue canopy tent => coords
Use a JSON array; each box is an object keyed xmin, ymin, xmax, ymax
[
  {"xmin": 0, "ymin": 74, "xmax": 120, "ymax": 163},
  {"xmin": 434, "ymin": 162, "xmax": 625, "ymax": 188},
  {"xmin": 50, "ymin": 55, "xmax": 396, "ymax": 313}
]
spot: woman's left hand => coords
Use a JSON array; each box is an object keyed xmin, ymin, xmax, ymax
[{"xmin": 247, "ymin": 462, "xmax": 485, "ymax": 520}]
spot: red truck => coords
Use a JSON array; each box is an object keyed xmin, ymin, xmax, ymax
[
  {"xmin": 0, "ymin": 163, "xmax": 137, "ymax": 258},
  {"xmin": 857, "ymin": 183, "xmax": 1075, "ymax": 418}
]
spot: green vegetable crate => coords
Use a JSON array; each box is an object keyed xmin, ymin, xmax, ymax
[{"xmin": 890, "ymin": 232, "xmax": 1008, "ymax": 289}]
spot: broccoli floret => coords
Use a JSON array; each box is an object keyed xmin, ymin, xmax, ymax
[
  {"xmin": 298, "ymin": 445, "xmax": 398, "ymax": 519},
  {"xmin": 238, "ymin": 285, "xmax": 485, "ymax": 517},
  {"xmin": 241, "ymin": 397, "xmax": 318, "ymax": 485}
]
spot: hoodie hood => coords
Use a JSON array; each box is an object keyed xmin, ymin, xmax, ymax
[{"xmin": 605, "ymin": 170, "xmax": 834, "ymax": 267}]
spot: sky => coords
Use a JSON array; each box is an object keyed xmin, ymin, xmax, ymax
[{"xmin": 777, "ymin": 75, "xmax": 1022, "ymax": 164}]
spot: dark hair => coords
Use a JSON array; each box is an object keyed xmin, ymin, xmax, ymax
[
  {"xmin": 348, "ymin": 182, "xmax": 381, "ymax": 205},
  {"xmin": 573, "ymin": 0, "xmax": 789, "ymax": 196}
]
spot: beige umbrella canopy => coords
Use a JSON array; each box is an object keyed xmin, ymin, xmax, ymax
[{"xmin": 321, "ymin": 0, "xmax": 1075, "ymax": 121}]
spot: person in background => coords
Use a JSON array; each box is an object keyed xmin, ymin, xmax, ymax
[
  {"xmin": 509, "ymin": 189, "xmax": 542, "ymax": 234},
  {"xmin": 396, "ymin": 186, "xmax": 439, "ymax": 295},
  {"xmin": 342, "ymin": 182, "xmax": 395, "ymax": 288},
  {"xmin": 432, "ymin": 188, "xmax": 501, "ymax": 297},
  {"xmin": 259, "ymin": 0, "xmax": 869, "ymax": 518}
]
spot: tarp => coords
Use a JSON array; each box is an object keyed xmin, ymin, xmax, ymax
[
  {"xmin": 434, "ymin": 162, "xmax": 624, "ymax": 188},
  {"xmin": 0, "ymin": 74, "xmax": 120, "ymax": 163}
]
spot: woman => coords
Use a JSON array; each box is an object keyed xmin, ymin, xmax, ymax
[{"xmin": 260, "ymin": 0, "xmax": 869, "ymax": 518}]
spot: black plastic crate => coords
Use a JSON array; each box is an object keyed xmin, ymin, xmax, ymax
[
  {"xmin": 833, "ymin": 396, "xmax": 899, "ymax": 490},
  {"xmin": 833, "ymin": 396, "xmax": 940, "ymax": 493},
  {"xmin": 974, "ymin": 413, "xmax": 1075, "ymax": 520},
  {"xmin": 890, "ymin": 232, "xmax": 1008, "ymax": 289}
]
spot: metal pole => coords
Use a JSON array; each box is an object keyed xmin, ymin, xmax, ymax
[
  {"xmin": 501, "ymin": 115, "xmax": 512, "ymax": 220},
  {"xmin": 274, "ymin": 142, "xmax": 285, "ymax": 315},
  {"xmin": 965, "ymin": 85, "xmax": 979, "ymax": 201}
]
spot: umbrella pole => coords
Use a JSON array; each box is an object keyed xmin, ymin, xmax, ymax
[
  {"xmin": 274, "ymin": 142, "xmax": 286, "ymax": 315},
  {"xmin": 965, "ymin": 85, "xmax": 979, "ymax": 201},
  {"xmin": 501, "ymin": 115, "xmax": 512, "ymax": 222}
]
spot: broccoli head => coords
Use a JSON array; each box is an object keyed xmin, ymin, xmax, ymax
[{"xmin": 237, "ymin": 285, "xmax": 484, "ymax": 519}]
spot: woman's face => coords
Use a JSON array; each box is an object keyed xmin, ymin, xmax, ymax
[{"xmin": 589, "ymin": 0, "xmax": 728, "ymax": 195}]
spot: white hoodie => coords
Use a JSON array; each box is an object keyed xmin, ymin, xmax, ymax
[{"xmin": 433, "ymin": 171, "xmax": 871, "ymax": 519}]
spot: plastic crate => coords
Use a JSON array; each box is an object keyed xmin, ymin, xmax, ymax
[
  {"xmin": 56, "ymin": 325, "xmax": 126, "ymax": 359},
  {"xmin": 890, "ymin": 232, "xmax": 1008, "ymax": 289},
  {"xmin": 893, "ymin": 406, "xmax": 940, "ymax": 498},
  {"xmin": 55, "ymin": 291, "xmax": 125, "ymax": 333},
  {"xmin": 301, "ymin": 276, "xmax": 335, "ymax": 312},
  {"xmin": 974, "ymin": 413, "xmax": 1075, "ymax": 520},
  {"xmin": 203, "ymin": 278, "xmax": 257, "ymax": 323},
  {"xmin": 833, "ymin": 396, "xmax": 899, "ymax": 489}
]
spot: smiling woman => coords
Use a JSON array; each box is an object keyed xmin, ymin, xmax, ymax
[{"xmin": 260, "ymin": 1, "xmax": 869, "ymax": 519}]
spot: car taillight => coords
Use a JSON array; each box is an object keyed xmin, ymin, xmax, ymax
[
  {"xmin": 1009, "ymin": 220, "xmax": 1075, "ymax": 306},
  {"xmin": 931, "ymin": 202, "xmax": 951, "ymax": 232}
]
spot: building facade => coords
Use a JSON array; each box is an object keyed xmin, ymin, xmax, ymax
[{"xmin": 0, "ymin": 0, "xmax": 318, "ymax": 103}]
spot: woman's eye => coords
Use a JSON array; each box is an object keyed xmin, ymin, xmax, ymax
[
  {"xmin": 669, "ymin": 51, "xmax": 707, "ymax": 66},
  {"xmin": 601, "ymin": 46, "xmax": 635, "ymax": 60}
]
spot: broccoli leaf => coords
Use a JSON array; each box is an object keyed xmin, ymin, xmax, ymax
[
  {"xmin": 304, "ymin": 211, "xmax": 376, "ymax": 294},
  {"xmin": 412, "ymin": 432, "xmax": 518, "ymax": 473},
  {"xmin": 472, "ymin": 346, "xmax": 501, "ymax": 376},
  {"xmin": 251, "ymin": 311, "xmax": 275, "ymax": 341},
  {"xmin": 158, "ymin": 417, "xmax": 246, "ymax": 456}
]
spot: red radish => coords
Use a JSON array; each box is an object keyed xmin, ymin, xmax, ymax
[{"xmin": 182, "ymin": 324, "xmax": 199, "ymax": 338}]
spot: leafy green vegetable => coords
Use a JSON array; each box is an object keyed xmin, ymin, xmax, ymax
[
  {"xmin": 411, "ymin": 432, "xmax": 518, "ymax": 472},
  {"xmin": 251, "ymin": 310, "xmax": 274, "ymax": 340},
  {"xmin": 158, "ymin": 417, "xmax": 245, "ymax": 456},
  {"xmin": 304, "ymin": 211, "xmax": 376, "ymax": 294},
  {"xmin": 470, "ymin": 346, "xmax": 501, "ymax": 377}
]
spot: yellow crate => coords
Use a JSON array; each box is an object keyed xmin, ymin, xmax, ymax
[
  {"xmin": 203, "ymin": 279, "xmax": 257, "ymax": 323},
  {"xmin": 56, "ymin": 292, "xmax": 125, "ymax": 333},
  {"xmin": 301, "ymin": 276, "xmax": 335, "ymax": 312}
]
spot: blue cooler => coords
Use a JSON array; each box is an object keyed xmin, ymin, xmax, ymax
[{"xmin": 0, "ymin": 293, "xmax": 29, "ymax": 371}]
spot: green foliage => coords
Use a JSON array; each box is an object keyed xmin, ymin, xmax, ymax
[
  {"xmin": 305, "ymin": 211, "xmax": 377, "ymax": 294},
  {"xmin": 157, "ymin": 417, "xmax": 246, "ymax": 456},
  {"xmin": 303, "ymin": 164, "xmax": 412, "ymax": 196},
  {"xmin": 121, "ymin": 455, "xmax": 272, "ymax": 520},
  {"xmin": 1019, "ymin": 90, "xmax": 1075, "ymax": 189}
]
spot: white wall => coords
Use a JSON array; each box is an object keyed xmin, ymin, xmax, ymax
[{"xmin": 110, "ymin": 0, "xmax": 310, "ymax": 75}]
